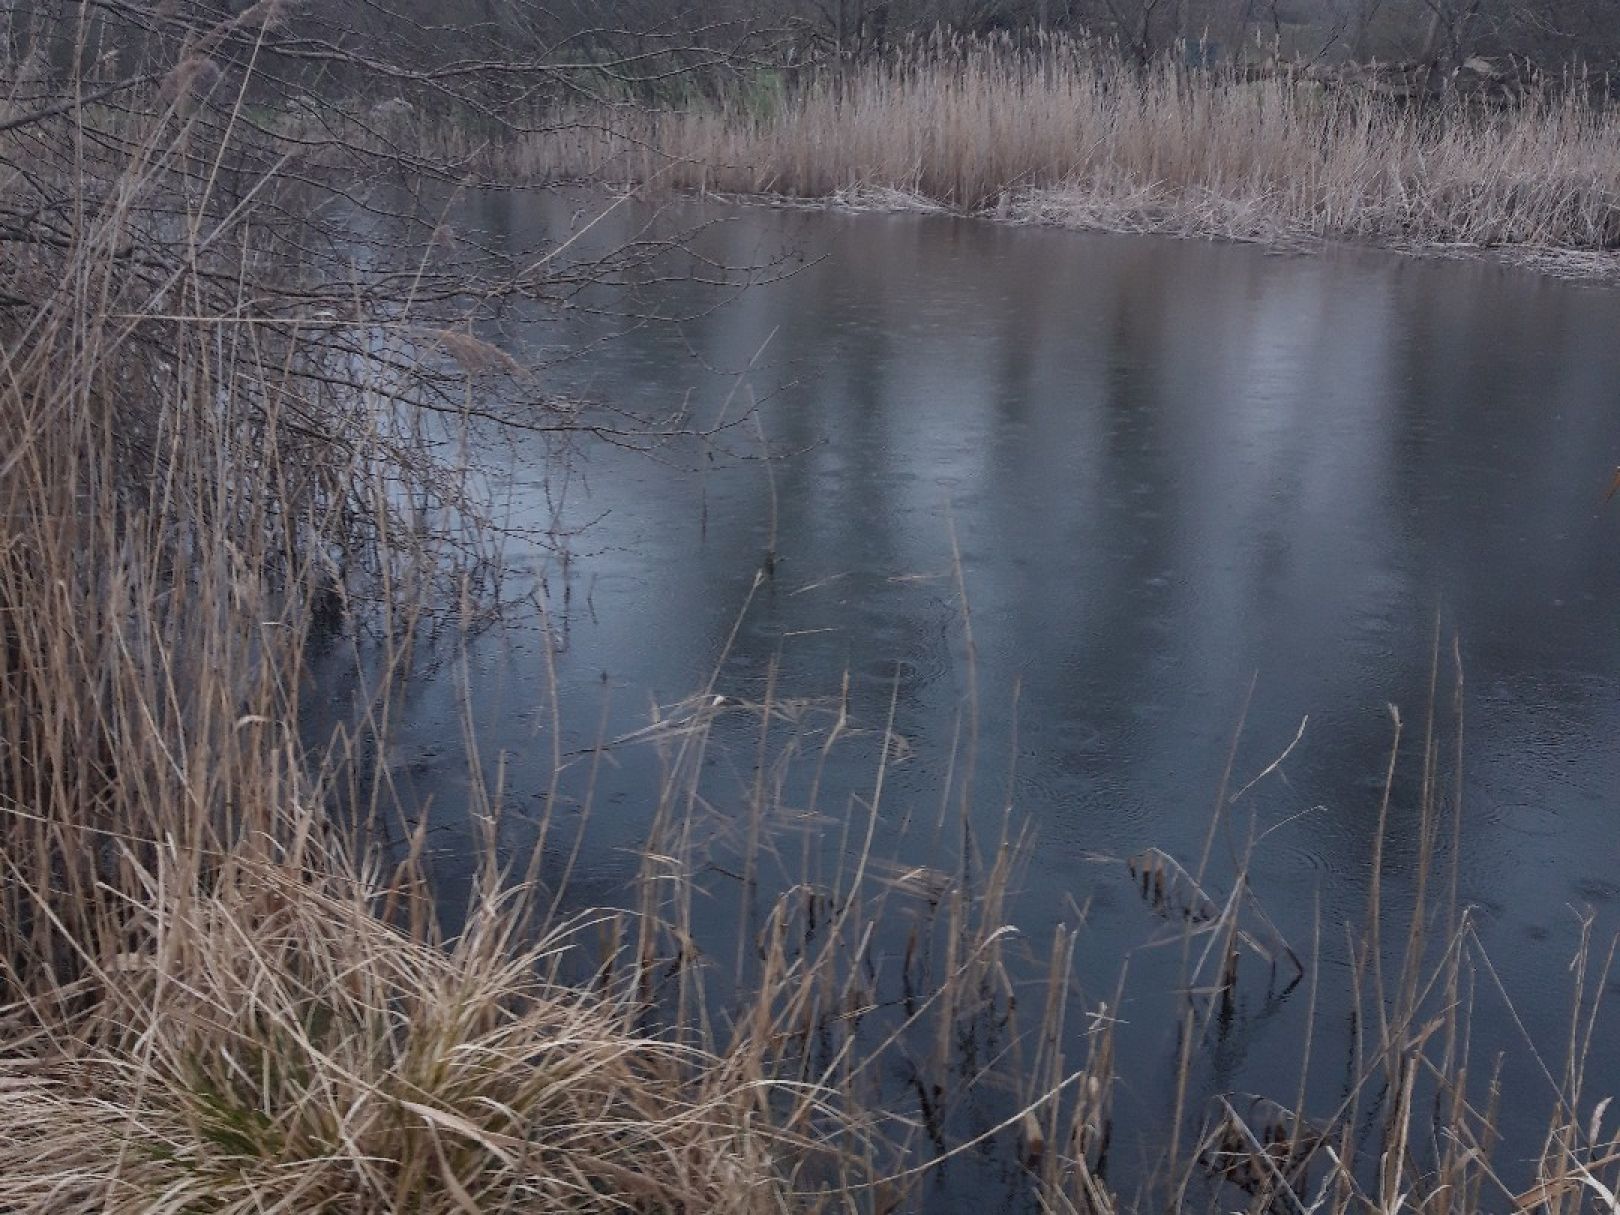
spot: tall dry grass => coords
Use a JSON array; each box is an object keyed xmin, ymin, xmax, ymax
[
  {"xmin": 0, "ymin": 28, "xmax": 1079, "ymax": 1212},
  {"xmin": 471, "ymin": 37, "xmax": 1620, "ymax": 266},
  {"xmin": 0, "ymin": 39, "xmax": 818, "ymax": 1210}
]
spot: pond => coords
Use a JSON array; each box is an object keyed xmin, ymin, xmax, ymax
[{"xmin": 349, "ymin": 193, "xmax": 1620, "ymax": 1206}]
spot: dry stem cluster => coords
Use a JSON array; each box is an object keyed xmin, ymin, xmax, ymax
[{"xmin": 465, "ymin": 38, "xmax": 1620, "ymax": 271}]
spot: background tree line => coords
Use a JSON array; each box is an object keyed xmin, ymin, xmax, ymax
[
  {"xmin": 752, "ymin": 0, "xmax": 1620, "ymax": 76},
  {"xmin": 3, "ymin": 0, "xmax": 1618, "ymax": 110}
]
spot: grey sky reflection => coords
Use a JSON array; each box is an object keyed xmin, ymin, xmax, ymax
[{"xmin": 387, "ymin": 195, "xmax": 1620, "ymax": 1186}]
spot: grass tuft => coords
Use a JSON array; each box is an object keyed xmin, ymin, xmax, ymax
[{"xmin": 1, "ymin": 864, "xmax": 801, "ymax": 1213}]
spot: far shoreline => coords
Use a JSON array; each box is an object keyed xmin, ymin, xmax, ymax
[{"xmin": 508, "ymin": 176, "xmax": 1620, "ymax": 287}]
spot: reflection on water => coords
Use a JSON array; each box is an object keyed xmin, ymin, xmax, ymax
[{"xmin": 368, "ymin": 192, "xmax": 1620, "ymax": 1202}]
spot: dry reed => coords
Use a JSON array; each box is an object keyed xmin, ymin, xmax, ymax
[
  {"xmin": 0, "ymin": 29, "xmax": 1071, "ymax": 1211},
  {"xmin": 461, "ymin": 37, "xmax": 1620, "ymax": 271},
  {"xmin": 0, "ymin": 39, "xmax": 827, "ymax": 1209}
]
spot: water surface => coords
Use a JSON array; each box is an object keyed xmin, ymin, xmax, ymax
[{"xmin": 368, "ymin": 195, "xmax": 1620, "ymax": 1204}]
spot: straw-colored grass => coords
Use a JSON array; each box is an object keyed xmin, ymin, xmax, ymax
[
  {"xmin": 0, "ymin": 49, "xmax": 801, "ymax": 1207},
  {"xmin": 0, "ymin": 39, "xmax": 1064, "ymax": 1210},
  {"xmin": 0, "ymin": 865, "xmax": 799, "ymax": 1213},
  {"xmin": 463, "ymin": 37, "xmax": 1620, "ymax": 268}
]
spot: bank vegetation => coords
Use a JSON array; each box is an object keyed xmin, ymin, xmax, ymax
[{"xmin": 458, "ymin": 35, "xmax": 1620, "ymax": 274}]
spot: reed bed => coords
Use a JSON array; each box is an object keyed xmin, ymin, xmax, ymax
[
  {"xmin": 466, "ymin": 39, "xmax": 1620, "ymax": 267},
  {"xmin": 0, "ymin": 33, "xmax": 1076, "ymax": 1210}
]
